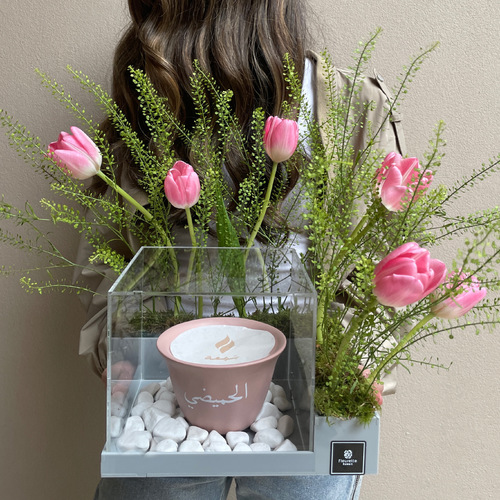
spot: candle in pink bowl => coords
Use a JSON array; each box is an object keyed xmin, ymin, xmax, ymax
[{"xmin": 157, "ymin": 317, "xmax": 287, "ymax": 434}]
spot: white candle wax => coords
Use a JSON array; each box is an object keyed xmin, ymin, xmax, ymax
[{"xmin": 170, "ymin": 324, "xmax": 276, "ymax": 365}]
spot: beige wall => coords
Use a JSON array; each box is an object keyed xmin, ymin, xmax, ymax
[{"xmin": 0, "ymin": 1, "xmax": 498, "ymax": 499}]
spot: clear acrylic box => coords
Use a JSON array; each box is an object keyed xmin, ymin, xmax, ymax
[{"xmin": 101, "ymin": 246, "xmax": 379, "ymax": 477}]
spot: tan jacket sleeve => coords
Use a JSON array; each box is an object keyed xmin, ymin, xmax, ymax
[
  {"xmin": 308, "ymin": 50, "xmax": 406, "ymax": 395},
  {"xmin": 307, "ymin": 50, "xmax": 406, "ymax": 161}
]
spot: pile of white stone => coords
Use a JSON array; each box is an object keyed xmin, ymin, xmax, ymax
[{"xmin": 110, "ymin": 378, "xmax": 298, "ymax": 453}]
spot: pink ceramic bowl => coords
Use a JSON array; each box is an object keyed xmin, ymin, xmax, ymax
[{"xmin": 157, "ymin": 317, "xmax": 287, "ymax": 434}]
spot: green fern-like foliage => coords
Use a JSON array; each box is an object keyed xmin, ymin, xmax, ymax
[
  {"xmin": 298, "ymin": 29, "xmax": 500, "ymax": 420},
  {"xmin": 2, "ymin": 29, "xmax": 500, "ymax": 423}
]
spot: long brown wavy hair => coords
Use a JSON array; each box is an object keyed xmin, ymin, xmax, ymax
[{"xmin": 102, "ymin": 0, "xmax": 308, "ymax": 231}]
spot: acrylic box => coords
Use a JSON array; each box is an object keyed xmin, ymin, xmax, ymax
[{"xmin": 101, "ymin": 246, "xmax": 379, "ymax": 477}]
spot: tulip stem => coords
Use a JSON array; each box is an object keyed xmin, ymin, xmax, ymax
[
  {"xmin": 95, "ymin": 171, "xmax": 181, "ymax": 314},
  {"xmin": 316, "ymin": 213, "xmax": 371, "ymax": 342},
  {"xmin": 246, "ymin": 161, "xmax": 279, "ymax": 249},
  {"xmin": 185, "ymin": 207, "xmax": 197, "ymax": 247},
  {"xmin": 328, "ymin": 297, "xmax": 378, "ymax": 384},
  {"xmin": 329, "ymin": 213, "xmax": 370, "ymax": 271},
  {"xmin": 96, "ymin": 170, "xmax": 176, "ymax": 248},
  {"xmin": 184, "ymin": 206, "xmax": 204, "ymax": 317},
  {"xmin": 316, "ymin": 291, "xmax": 328, "ymax": 344},
  {"xmin": 96, "ymin": 171, "xmax": 153, "ymax": 222},
  {"xmin": 96, "ymin": 170, "xmax": 175, "ymax": 260},
  {"xmin": 366, "ymin": 312, "xmax": 435, "ymax": 385}
]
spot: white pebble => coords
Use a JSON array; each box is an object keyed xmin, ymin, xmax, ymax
[
  {"xmin": 250, "ymin": 442, "xmax": 271, "ymax": 452},
  {"xmin": 110, "ymin": 401, "xmax": 127, "ymax": 418},
  {"xmin": 143, "ymin": 407, "xmax": 169, "ymax": 432},
  {"xmin": 275, "ymin": 439, "xmax": 298, "ymax": 452},
  {"xmin": 117, "ymin": 431, "xmax": 151, "ymax": 453},
  {"xmin": 254, "ymin": 428, "xmax": 284, "ymax": 449},
  {"xmin": 109, "ymin": 416, "xmax": 122, "ymax": 438},
  {"xmin": 154, "ymin": 387, "xmax": 167, "ymax": 401},
  {"xmin": 205, "ymin": 441, "xmax": 232, "ymax": 452},
  {"xmin": 226, "ymin": 431, "xmax": 250, "ymax": 449},
  {"xmin": 164, "ymin": 377, "xmax": 174, "ymax": 392},
  {"xmin": 255, "ymin": 402, "xmax": 282, "ymax": 421},
  {"xmin": 175, "ymin": 416, "xmax": 190, "ymax": 431},
  {"xmin": 250, "ymin": 416, "xmax": 278, "ymax": 433},
  {"xmin": 152, "ymin": 400, "xmax": 176, "ymax": 416},
  {"xmin": 178, "ymin": 440, "xmax": 204, "ymax": 453},
  {"xmin": 108, "ymin": 377, "xmax": 301, "ymax": 456},
  {"xmin": 155, "ymin": 439, "xmax": 178, "ymax": 453},
  {"xmin": 187, "ymin": 426, "xmax": 209, "ymax": 443},
  {"xmin": 111, "ymin": 392, "xmax": 125, "ymax": 405},
  {"xmin": 273, "ymin": 396, "xmax": 292, "ymax": 411},
  {"xmin": 142, "ymin": 382, "xmax": 161, "ymax": 396},
  {"xmin": 130, "ymin": 401, "xmax": 153, "ymax": 417},
  {"xmin": 136, "ymin": 391, "xmax": 154, "ymax": 405},
  {"xmin": 277, "ymin": 415, "xmax": 294, "ymax": 438},
  {"xmin": 156, "ymin": 389, "xmax": 177, "ymax": 404},
  {"xmin": 124, "ymin": 416, "xmax": 145, "ymax": 433},
  {"xmin": 208, "ymin": 430, "xmax": 226, "ymax": 442},
  {"xmin": 202, "ymin": 430, "xmax": 227, "ymax": 449},
  {"xmin": 270, "ymin": 384, "xmax": 287, "ymax": 401},
  {"xmin": 233, "ymin": 442, "xmax": 252, "ymax": 452},
  {"xmin": 153, "ymin": 417, "xmax": 187, "ymax": 443}
]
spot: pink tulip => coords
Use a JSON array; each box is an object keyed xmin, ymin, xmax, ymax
[
  {"xmin": 373, "ymin": 242, "xmax": 447, "ymax": 307},
  {"xmin": 358, "ymin": 365, "xmax": 384, "ymax": 406},
  {"xmin": 164, "ymin": 161, "xmax": 201, "ymax": 209},
  {"xmin": 431, "ymin": 272, "xmax": 487, "ymax": 319},
  {"xmin": 48, "ymin": 126, "xmax": 102, "ymax": 180},
  {"xmin": 359, "ymin": 365, "xmax": 371, "ymax": 379},
  {"xmin": 263, "ymin": 116, "xmax": 299, "ymax": 163},
  {"xmin": 372, "ymin": 382, "xmax": 384, "ymax": 406},
  {"xmin": 376, "ymin": 152, "xmax": 433, "ymax": 211}
]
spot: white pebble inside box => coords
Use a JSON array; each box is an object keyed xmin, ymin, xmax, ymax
[{"xmin": 110, "ymin": 378, "xmax": 297, "ymax": 454}]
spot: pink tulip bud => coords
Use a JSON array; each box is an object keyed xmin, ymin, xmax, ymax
[
  {"xmin": 431, "ymin": 272, "xmax": 487, "ymax": 319},
  {"xmin": 164, "ymin": 161, "xmax": 201, "ymax": 209},
  {"xmin": 48, "ymin": 126, "xmax": 102, "ymax": 180},
  {"xmin": 358, "ymin": 365, "xmax": 383, "ymax": 405},
  {"xmin": 372, "ymin": 381, "xmax": 384, "ymax": 406},
  {"xmin": 376, "ymin": 152, "xmax": 433, "ymax": 211},
  {"xmin": 373, "ymin": 242, "xmax": 447, "ymax": 307},
  {"xmin": 358, "ymin": 364, "xmax": 371, "ymax": 379},
  {"xmin": 263, "ymin": 116, "xmax": 299, "ymax": 163}
]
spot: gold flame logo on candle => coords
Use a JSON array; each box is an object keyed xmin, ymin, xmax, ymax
[
  {"xmin": 215, "ymin": 335, "xmax": 235, "ymax": 353},
  {"xmin": 204, "ymin": 335, "xmax": 239, "ymax": 361}
]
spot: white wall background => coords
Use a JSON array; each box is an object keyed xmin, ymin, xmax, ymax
[{"xmin": 0, "ymin": 1, "xmax": 498, "ymax": 499}]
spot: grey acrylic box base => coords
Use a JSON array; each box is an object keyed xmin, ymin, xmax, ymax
[
  {"xmin": 101, "ymin": 347, "xmax": 380, "ymax": 477},
  {"xmin": 101, "ymin": 373, "xmax": 380, "ymax": 477},
  {"xmin": 102, "ymin": 247, "xmax": 380, "ymax": 477},
  {"xmin": 101, "ymin": 399, "xmax": 379, "ymax": 477}
]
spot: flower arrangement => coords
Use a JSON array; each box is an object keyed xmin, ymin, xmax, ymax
[{"xmin": 1, "ymin": 31, "xmax": 500, "ymax": 424}]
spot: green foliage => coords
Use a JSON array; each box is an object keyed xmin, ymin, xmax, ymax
[
  {"xmin": 129, "ymin": 309, "xmax": 197, "ymax": 337},
  {"xmin": 2, "ymin": 29, "xmax": 500, "ymax": 424},
  {"xmin": 127, "ymin": 67, "xmax": 175, "ymax": 230},
  {"xmin": 214, "ymin": 189, "xmax": 246, "ymax": 316},
  {"xmin": 281, "ymin": 53, "xmax": 303, "ymax": 119},
  {"xmin": 314, "ymin": 313, "xmax": 382, "ymax": 423},
  {"xmin": 237, "ymin": 108, "xmax": 267, "ymax": 231},
  {"xmin": 299, "ymin": 30, "xmax": 500, "ymax": 420}
]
